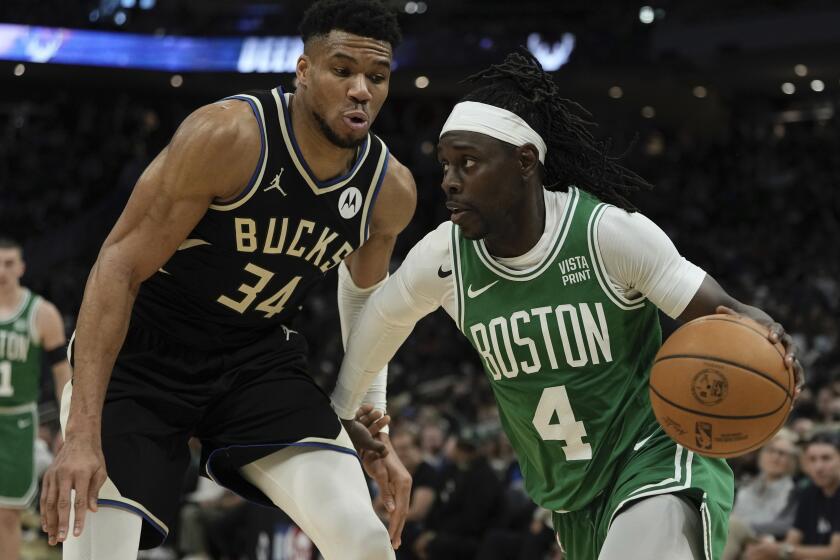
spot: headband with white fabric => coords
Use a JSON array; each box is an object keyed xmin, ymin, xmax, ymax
[{"xmin": 439, "ymin": 101, "xmax": 547, "ymax": 163}]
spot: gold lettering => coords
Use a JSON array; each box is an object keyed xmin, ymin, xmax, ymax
[
  {"xmin": 305, "ymin": 227, "xmax": 339, "ymax": 266},
  {"xmin": 255, "ymin": 276, "xmax": 302, "ymax": 318},
  {"xmin": 234, "ymin": 218, "xmax": 258, "ymax": 253},
  {"xmin": 217, "ymin": 262, "xmax": 274, "ymax": 313},
  {"xmin": 286, "ymin": 220, "xmax": 315, "ymax": 257},
  {"xmin": 321, "ymin": 241, "xmax": 353, "ymax": 272},
  {"xmin": 263, "ymin": 218, "xmax": 289, "ymax": 254}
]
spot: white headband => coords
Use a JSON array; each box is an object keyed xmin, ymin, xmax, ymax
[{"xmin": 439, "ymin": 101, "xmax": 547, "ymax": 163}]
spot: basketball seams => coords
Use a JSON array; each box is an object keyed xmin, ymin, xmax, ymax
[
  {"xmin": 649, "ymin": 384, "xmax": 791, "ymax": 420},
  {"xmin": 653, "ymin": 354, "xmax": 793, "ymax": 398},
  {"xmin": 687, "ymin": 316, "xmax": 787, "ymax": 363}
]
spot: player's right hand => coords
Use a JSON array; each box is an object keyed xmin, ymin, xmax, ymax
[{"xmin": 40, "ymin": 431, "xmax": 108, "ymax": 545}]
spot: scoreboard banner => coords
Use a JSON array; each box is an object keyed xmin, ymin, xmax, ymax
[{"xmin": 0, "ymin": 23, "xmax": 574, "ymax": 73}]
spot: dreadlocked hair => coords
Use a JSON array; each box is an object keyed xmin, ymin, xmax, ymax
[
  {"xmin": 300, "ymin": 0, "xmax": 402, "ymax": 50},
  {"xmin": 461, "ymin": 50, "xmax": 652, "ymax": 212}
]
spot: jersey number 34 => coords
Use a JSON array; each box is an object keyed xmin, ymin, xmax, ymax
[{"xmin": 217, "ymin": 263, "xmax": 302, "ymax": 318}]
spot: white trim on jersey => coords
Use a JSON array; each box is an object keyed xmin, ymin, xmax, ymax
[
  {"xmin": 588, "ymin": 204, "xmax": 647, "ymax": 311},
  {"xmin": 451, "ymin": 225, "xmax": 466, "ymax": 331},
  {"xmin": 358, "ymin": 142, "xmax": 389, "ymax": 246},
  {"xmin": 274, "ymin": 90, "xmax": 372, "ymax": 196},
  {"xmin": 209, "ymin": 94, "xmax": 270, "ymax": 212},
  {"xmin": 0, "ymin": 288, "xmax": 31, "ymax": 324},
  {"xmin": 474, "ymin": 187, "xmax": 579, "ymax": 281},
  {"xmin": 700, "ymin": 494, "xmax": 713, "ymax": 560},
  {"xmin": 27, "ymin": 294, "xmax": 42, "ymax": 346},
  {"xmin": 605, "ymin": 444, "xmax": 695, "ymax": 530},
  {"xmin": 0, "ymin": 401, "xmax": 37, "ymax": 415}
]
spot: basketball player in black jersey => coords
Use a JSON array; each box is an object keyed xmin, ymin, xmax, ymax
[{"xmin": 40, "ymin": 1, "xmax": 415, "ymax": 558}]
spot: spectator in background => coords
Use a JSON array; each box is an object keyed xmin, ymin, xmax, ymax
[
  {"xmin": 419, "ymin": 422, "xmax": 447, "ymax": 470},
  {"xmin": 475, "ymin": 507, "xmax": 557, "ymax": 560},
  {"xmin": 814, "ymin": 387, "xmax": 840, "ymax": 431},
  {"xmin": 724, "ymin": 429, "xmax": 800, "ymax": 560},
  {"xmin": 413, "ymin": 427, "xmax": 503, "ymax": 560},
  {"xmin": 384, "ymin": 428, "xmax": 439, "ymax": 560},
  {"xmin": 745, "ymin": 432, "xmax": 840, "ymax": 560}
]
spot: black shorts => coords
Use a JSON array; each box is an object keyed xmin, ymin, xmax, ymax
[{"xmin": 66, "ymin": 318, "xmax": 352, "ymax": 549}]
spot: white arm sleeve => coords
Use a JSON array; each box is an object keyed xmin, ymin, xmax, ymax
[
  {"xmin": 331, "ymin": 223, "xmax": 453, "ymax": 420},
  {"xmin": 597, "ymin": 207, "xmax": 706, "ymax": 319},
  {"xmin": 337, "ymin": 262, "xmax": 389, "ymax": 413}
]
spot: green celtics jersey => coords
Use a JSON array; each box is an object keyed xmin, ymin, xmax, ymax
[
  {"xmin": 451, "ymin": 187, "xmax": 663, "ymax": 513},
  {"xmin": 0, "ymin": 289, "xmax": 42, "ymax": 407}
]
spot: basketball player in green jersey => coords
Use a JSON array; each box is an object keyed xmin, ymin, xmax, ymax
[
  {"xmin": 331, "ymin": 52, "xmax": 804, "ymax": 560},
  {"xmin": 0, "ymin": 238, "xmax": 72, "ymax": 560}
]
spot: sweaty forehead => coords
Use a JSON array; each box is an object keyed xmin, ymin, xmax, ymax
[{"xmin": 311, "ymin": 30, "xmax": 392, "ymax": 62}]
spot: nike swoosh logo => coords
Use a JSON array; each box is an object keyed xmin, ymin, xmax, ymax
[
  {"xmin": 437, "ymin": 266, "xmax": 452, "ymax": 278},
  {"xmin": 17, "ymin": 420, "xmax": 31, "ymax": 429},
  {"xmin": 633, "ymin": 432, "xmax": 656, "ymax": 451},
  {"xmin": 467, "ymin": 281, "xmax": 499, "ymax": 298}
]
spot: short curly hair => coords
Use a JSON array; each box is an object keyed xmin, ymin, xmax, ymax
[{"xmin": 299, "ymin": 0, "xmax": 402, "ymax": 50}]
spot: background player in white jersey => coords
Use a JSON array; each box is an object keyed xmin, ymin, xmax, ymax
[
  {"xmin": 0, "ymin": 237, "xmax": 72, "ymax": 560},
  {"xmin": 331, "ymin": 52, "xmax": 804, "ymax": 560},
  {"xmin": 40, "ymin": 1, "xmax": 414, "ymax": 559}
]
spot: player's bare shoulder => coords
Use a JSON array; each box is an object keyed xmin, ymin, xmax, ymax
[
  {"xmin": 163, "ymin": 100, "xmax": 262, "ymax": 202},
  {"xmin": 368, "ymin": 154, "xmax": 417, "ymax": 237}
]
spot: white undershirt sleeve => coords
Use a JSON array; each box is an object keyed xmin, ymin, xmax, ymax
[
  {"xmin": 597, "ymin": 206, "xmax": 706, "ymax": 319},
  {"xmin": 331, "ymin": 223, "xmax": 453, "ymax": 420},
  {"xmin": 337, "ymin": 262, "xmax": 389, "ymax": 413}
]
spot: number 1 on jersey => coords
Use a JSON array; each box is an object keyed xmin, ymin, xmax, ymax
[
  {"xmin": 532, "ymin": 385, "xmax": 592, "ymax": 460},
  {"xmin": 0, "ymin": 361, "xmax": 13, "ymax": 397}
]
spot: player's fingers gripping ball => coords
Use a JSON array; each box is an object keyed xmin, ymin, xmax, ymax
[{"xmin": 649, "ymin": 314, "xmax": 794, "ymax": 458}]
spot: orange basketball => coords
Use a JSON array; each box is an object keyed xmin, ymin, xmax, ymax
[{"xmin": 649, "ymin": 314, "xmax": 793, "ymax": 458}]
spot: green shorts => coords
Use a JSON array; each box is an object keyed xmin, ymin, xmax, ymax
[
  {"xmin": 0, "ymin": 403, "xmax": 38, "ymax": 508},
  {"xmin": 552, "ymin": 426, "xmax": 734, "ymax": 560}
]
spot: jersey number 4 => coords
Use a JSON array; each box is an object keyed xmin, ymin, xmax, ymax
[
  {"xmin": 217, "ymin": 263, "xmax": 302, "ymax": 318},
  {"xmin": 532, "ymin": 385, "xmax": 592, "ymax": 461}
]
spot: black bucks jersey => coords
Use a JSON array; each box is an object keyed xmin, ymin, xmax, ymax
[{"xmin": 134, "ymin": 87, "xmax": 389, "ymax": 349}]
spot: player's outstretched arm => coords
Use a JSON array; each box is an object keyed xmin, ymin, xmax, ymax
[
  {"xmin": 334, "ymin": 221, "xmax": 454, "ymax": 549},
  {"xmin": 40, "ymin": 100, "xmax": 260, "ymax": 546},
  {"xmin": 594, "ymin": 206, "xmax": 803, "ymax": 394}
]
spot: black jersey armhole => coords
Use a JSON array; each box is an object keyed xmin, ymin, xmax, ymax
[
  {"xmin": 213, "ymin": 95, "xmax": 267, "ymax": 206},
  {"xmin": 363, "ymin": 146, "xmax": 390, "ymax": 241}
]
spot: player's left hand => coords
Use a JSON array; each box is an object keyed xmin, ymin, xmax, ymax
[
  {"xmin": 716, "ymin": 305, "xmax": 804, "ymax": 399},
  {"xmin": 362, "ymin": 435, "xmax": 412, "ymax": 550}
]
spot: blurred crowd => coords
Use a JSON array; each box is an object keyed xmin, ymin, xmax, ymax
[{"xmin": 1, "ymin": 84, "xmax": 838, "ymax": 559}]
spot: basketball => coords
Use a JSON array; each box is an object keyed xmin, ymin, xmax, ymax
[{"xmin": 649, "ymin": 314, "xmax": 793, "ymax": 458}]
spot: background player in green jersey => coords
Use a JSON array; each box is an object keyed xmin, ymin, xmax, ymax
[
  {"xmin": 330, "ymin": 52, "xmax": 804, "ymax": 560},
  {"xmin": 0, "ymin": 237, "xmax": 72, "ymax": 560}
]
